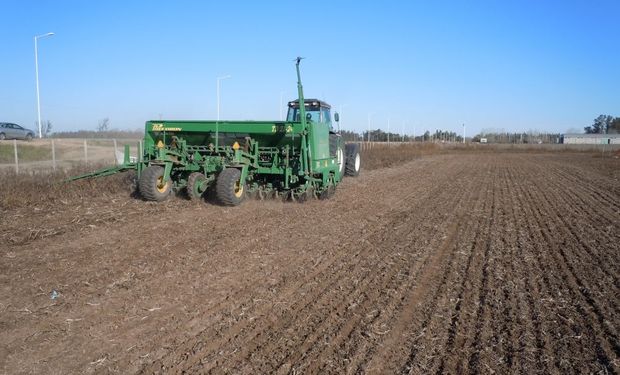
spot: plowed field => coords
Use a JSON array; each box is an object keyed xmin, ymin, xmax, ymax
[{"xmin": 1, "ymin": 153, "xmax": 618, "ymax": 374}]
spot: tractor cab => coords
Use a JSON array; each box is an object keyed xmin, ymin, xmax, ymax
[{"xmin": 287, "ymin": 99, "xmax": 333, "ymax": 129}]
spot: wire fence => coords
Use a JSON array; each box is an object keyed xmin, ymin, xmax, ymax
[
  {"xmin": 352, "ymin": 140, "xmax": 620, "ymax": 152},
  {"xmin": 0, "ymin": 138, "xmax": 141, "ymax": 174},
  {"xmin": 1, "ymin": 138, "xmax": 617, "ymax": 175}
]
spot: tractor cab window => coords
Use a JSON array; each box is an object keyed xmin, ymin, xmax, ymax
[
  {"xmin": 321, "ymin": 108, "xmax": 331, "ymax": 124},
  {"xmin": 287, "ymin": 108, "xmax": 321, "ymax": 122},
  {"xmin": 286, "ymin": 103, "xmax": 321, "ymax": 123},
  {"xmin": 305, "ymin": 110, "xmax": 320, "ymax": 122}
]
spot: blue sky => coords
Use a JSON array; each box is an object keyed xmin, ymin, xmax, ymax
[{"xmin": 1, "ymin": 0, "xmax": 618, "ymax": 136}]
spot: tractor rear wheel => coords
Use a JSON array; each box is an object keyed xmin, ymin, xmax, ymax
[
  {"xmin": 345, "ymin": 143, "xmax": 361, "ymax": 177},
  {"xmin": 216, "ymin": 168, "xmax": 246, "ymax": 206},
  {"xmin": 186, "ymin": 172, "xmax": 207, "ymax": 200},
  {"xmin": 139, "ymin": 165, "xmax": 171, "ymax": 201}
]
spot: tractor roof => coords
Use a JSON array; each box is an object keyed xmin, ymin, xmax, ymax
[{"xmin": 288, "ymin": 99, "xmax": 331, "ymax": 109}]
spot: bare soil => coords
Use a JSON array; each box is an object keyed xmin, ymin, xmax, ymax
[{"xmin": 0, "ymin": 152, "xmax": 618, "ymax": 374}]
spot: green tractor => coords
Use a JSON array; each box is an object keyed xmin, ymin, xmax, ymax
[{"xmin": 70, "ymin": 58, "xmax": 361, "ymax": 205}]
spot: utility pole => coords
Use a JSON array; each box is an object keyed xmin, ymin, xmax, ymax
[
  {"xmin": 387, "ymin": 117, "xmax": 390, "ymax": 146},
  {"xmin": 34, "ymin": 32, "xmax": 55, "ymax": 138},
  {"xmin": 462, "ymin": 123, "xmax": 465, "ymax": 143},
  {"xmin": 279, "ymin": 91, "xmax": 286, "ymax": 121},
  {"xmin": 367, "ymin": 112, "xmax": 375, "ymax": 143},
  {"xmin": 217, "ymin": 75, "xmax": 231, "ymax": 121}
]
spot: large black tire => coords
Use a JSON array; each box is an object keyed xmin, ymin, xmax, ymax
[
  {"xmin": 25, "ymin": 133, "xmax": 33, "ymax": 141},
  {"xmin": 139, "ymin": 165, "xmax": 171, "ymax": 202},
  {"xmin": 215, "ymin": 168, "xmax": 246, "ymax": 206},
  {"xmin": 186, "ymin": 172, "xmax": 207, "ymax": 201},
  {"xmin": 345, "ymin": 143, "xmax": 361, "ymax": 177}
]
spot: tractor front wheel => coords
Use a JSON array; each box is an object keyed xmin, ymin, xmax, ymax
[
  {"xmin": 337, "ymin": 146, "xmax": 345, "ymax": 178},
  {"xmin": 139, "ymin": 165, "xmax": 171, "ymax": 202},
  {"xmin": 216, "ymin": 168, "xmax": 246, "ymax": 206}
]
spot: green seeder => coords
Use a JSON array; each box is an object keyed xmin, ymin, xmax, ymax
[{"xmin": 70, "ymin": 58, "xmax": 361, "ymax": 205}]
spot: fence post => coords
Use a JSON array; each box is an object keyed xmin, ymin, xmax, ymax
[
  {"xmin": 113, "ymin": 139, "xmax": 118, "ymax": 160},
  {"xmin": 13, "ymin": 139, "xmax": 18, "ymax": 174},
  {"xmin": 84, "ymin": 140, "xmax": 88, "ymax": 164},
  {"xmin": 51, "ymin": 139, "xmax": 56, "ymax": 171}
]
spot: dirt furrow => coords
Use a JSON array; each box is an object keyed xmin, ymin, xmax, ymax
[
  {"xmin": 2, "ymin": 152, "xmax": 618, "ymax": 375},
  {"xmin": 542, "ymin": 156, "xmax": 620, "ymax": 211},
  {"xmin": 396, "ymin": 156, "xmax": 498, "ymax": 374},
  {"xmin": 184, "ymin": 160, "xmax": 475, "ymax": 373},
  {"xmin": 523, "ymin": 162, "xmax": 620, "ymax": 320},
  {"xmin": 139, "ymin": 158, "xmax": 466, "ymax": 373},
  {"xmin": 516, "ymin": 163, "xmax": 618, "ymax": 373},
  {"xmin": 530, "ymin": 162, "xmax": 620, "ymax": 289},
  {"xmin": 361, "ymin": 155, "xmax": 496, "ymax": 374},
  {"xmin": 505, "ymin": 163, "xmax": 554, "ymax": 374}
]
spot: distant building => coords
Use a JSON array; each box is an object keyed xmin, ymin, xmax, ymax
[{"xmin": 561, "ymin": 133, "xmax": 620, "ymax": 144}]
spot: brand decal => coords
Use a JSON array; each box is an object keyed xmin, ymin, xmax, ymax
[{"xmin": 152, "ymin": 123, "xmax": 181, "ymax": 132}]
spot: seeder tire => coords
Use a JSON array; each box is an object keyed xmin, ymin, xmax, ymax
[
  {"xmin": 139, "ymin": 165, "xmax": 171, "ymax": 202},
  {"xmin": 345, "ymin": 143, "xmax": 361, "ymax": 177},
  {"xmin": 186, "ymin": 172, "xmax": 207, "ymax": 201},
  {"xmin": 216, "ymin": 168, "xmax": 246, "ymax": 206}
]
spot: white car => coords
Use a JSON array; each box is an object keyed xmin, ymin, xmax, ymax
[{"xmin": 0, "ymin": 123, "xmax": 35, "ymax": 141}]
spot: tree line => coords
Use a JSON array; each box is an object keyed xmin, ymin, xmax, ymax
[
  {"xmin": 340, "ymin": 129, "xmax": 464, "ymax": 143},
  {"xmin": 584, "ymin": 115, "xmax": 620, "ymax": 134}
]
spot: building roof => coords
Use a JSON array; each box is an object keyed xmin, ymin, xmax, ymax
[{"xmin": 563, "ymin": 133, "xmax": 620, "ymax": 138}]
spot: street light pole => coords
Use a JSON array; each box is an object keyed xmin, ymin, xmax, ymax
[
  {"xmin": 387, "ymin": 117, "xmax": 391, "ymax": 146},
  {"xmin": 34, "ymin": 32, "xmax": 54, "ymax": 139},
  {"xmin": 279, "ymin": 91, "xmax": 286, "ymax": 121},
  {"xmin": 367, "ymin": 112, "xmax": 375, "ymax": 143},
  {"xmin": 462, "ymin": 123, "xmax": 465, "ymax": 143},
  {"xmin": 216, "ymin": 75, "xmax": 231, "ymax": 121}
]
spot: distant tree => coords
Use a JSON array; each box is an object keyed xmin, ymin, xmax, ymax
[
  {"xmin": 43, "ymin": 120, "xmax": 52, "ymax": 137},
  {"xmin": 609, "ymin": 117, "xmax": 620, "ymax": 134},
  {"xmin": 97, "ymin": 118, "xmax": 110, "ymax": 132},
  {"xmin": 585, "ymin": 115, "xmax": 614, "ymax": 134},
  {"xmin": 51, "ymin": 129, "xmax": 143, "ymax": 139},
  {"xmin": 473, "ymin": 130, "xmax": 560, "ymax": 144},
  {"xmin": 340, "ymin": 130, "xmax": 362, "ymax": 142}
]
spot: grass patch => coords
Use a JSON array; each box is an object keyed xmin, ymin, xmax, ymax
[{"xmin": 0, "ymin": 143, "xmax": 52, "ymax": 163}]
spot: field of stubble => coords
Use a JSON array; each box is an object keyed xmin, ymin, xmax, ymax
[{"xmin": 1, "ymin": 150, "xmax": 618, "ymax": 374}]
